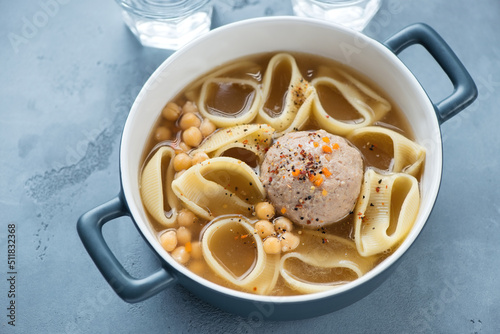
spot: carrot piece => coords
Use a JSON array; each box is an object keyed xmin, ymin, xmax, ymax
[
  {"xmin": 314, "ymin": 177, "xmax": 324, "ymax": 187},
  {"xmin": 185, "ymin": 242, "xmax": 192, "ymax": 252},
  {"xmin": 322, "ymin": 145, "xmax": 332, "ymax": 153},
  {"xmin": 322, "ymin": 167, "xmax": 332, "ymax": 177},
  {"xmin": 332, "ymin": 143, "xmax": 340, "ymax": 150},
  {"xmin": 322, "ymin": 137, "xmax": 330, "ymax": 143}
]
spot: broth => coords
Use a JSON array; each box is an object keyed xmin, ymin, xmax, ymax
[{"xmin": 140, "ymin": 52, "xmax": 421, "ymax": 296}]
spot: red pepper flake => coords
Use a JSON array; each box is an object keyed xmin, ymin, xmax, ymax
[
  {"xmin": 376, "ymin": 187, "xmax": 380, "ymax": 192},
  {"xmin": 281, "ymin": 207, "xmax": 287, "ymax": 214},
  {"xmin": 253, "ymin": 287, "xmax": 257, "ymax": 291},
  {"xmin": 185, "ymin": 242, "xmax": 192, "ymax": 252},
  {"xmin": 241, "ymin": 234, "xmax": 249, "ymax": 239}
]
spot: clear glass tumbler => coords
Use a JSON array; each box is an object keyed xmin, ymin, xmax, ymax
[
  {"xmin": 291, "ymin": 0, "xmax": 381, "ymax": 31},
  {"xmin": 116, "ymin": 0, "xmax": 213, "ymax": 50}
]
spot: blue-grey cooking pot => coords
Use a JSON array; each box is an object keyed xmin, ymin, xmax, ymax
[{"xmin": 77, "ymin": 17, "xmax": 477, "ymax": 321}]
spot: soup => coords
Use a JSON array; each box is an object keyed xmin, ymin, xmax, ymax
[{"xmin": 139, "ymin": 52, "xmax": 425, "ymax": 296}]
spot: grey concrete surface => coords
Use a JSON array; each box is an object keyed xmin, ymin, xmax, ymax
[{"xmin": 1, "ymin": 0, "xmax": 499, "ymax": 333}]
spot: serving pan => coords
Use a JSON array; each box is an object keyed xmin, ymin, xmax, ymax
[{"xmin": 77, "ymin": 17, "xmax": 477, "ymax": 320}]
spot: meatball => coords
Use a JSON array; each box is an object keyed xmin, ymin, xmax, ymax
[{"xmin": 260, "ymin": 130, "xmax": 363, "ymax": 228}]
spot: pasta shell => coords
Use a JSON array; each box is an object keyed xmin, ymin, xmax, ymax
[
  {"xmin": 347, "ymin": 126, "xmax": 426, "ymax": 177},
  {"xmin": 198, "ymin": 77, "xmax": 262, "ymax": 127},
  {"xmin": 171, "ymin": 157, "xmax": 266, "ymax": 220},
  {"xmin": 280, "ymin": 230, "xmax": 375, "ymax": 294},
  {"xmin": 201, "ymin": 216, "xmax": 280, "ymax": 295},
  {"xmin": 353, "ymin": 169, "xmax": 420, "ymax": 257},
  {"xmin": 140, "ymin": 146, "xmax": 180, "ymax": 227},
  {"xmin": 311, "ymin": 69, "xmax": 391, "ymax": 136},
  {"xmin": 192, "ymin": 124, "xmax": 274, "ymax": 164},
  {"xmin": 257, "ymin": 53, "xmax": 316, "ymax": 134},
  {"xmin": 185, "ymin": 60, "xmax": 262, "ymax": 101}
]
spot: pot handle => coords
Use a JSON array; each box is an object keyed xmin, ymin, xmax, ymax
[
  {"xmin": 77, "ymin": 194, "xmax": 176, "ymax": 302},
  {"xmin": 384, "ymin": 23, "xmax": 477, "ymax": 124}
]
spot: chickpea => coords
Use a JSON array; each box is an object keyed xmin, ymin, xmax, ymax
[
  {"xmin": 177, "ymin": 209, "xmax": 196, "ymax": 227},
  {"xmin": 190, "ymin": 241, "xmax": 203, "ymax": 260},
  {"xmin": 182, "ymin": 127, "xmax": 203, "ymax": 147},
  {"xmin": 154, "ymin": 126, "xmax": 172, "ymax": 142},
  {"xmin": 171, "ymin": 246, "xmax": 190, "ymax": 264},
  {"xmin": 188, "ymin": 260, "xmax": 206, "ymax": 275},
  {"xmin": 162, "ymin": 102, "xmax": 181, "ymax": 121},
  {"xmin": 263, "ymin": 237, "xmax": 281, "ymax": 255},
  {"xmin": 160, "ymin": 230, "xmax": 177, "ymax": 252},
  {"xmin": 274, "ymin": 217, "xmax": 293, "ymax": 233},
  {"xmin": 182, "ymin": 101, "xmax": 198, "ymax": 114},
  {"xmin": 255, "ymin": 202, "xmax": 275, "ymax": 220},
  {"xmin": 200, "ymin": 118, "xmax": 216, "ymax": 137},
  {"xmin": 280, "ymin": 232, "xmax": 300, "ymax": 252},
  {"xmin": 176, "ymin": 226, "xmax": 192, "ymax": 245},
  {"xmin": 254, "ymin": 220, "xmax": 275, "ymax": 239},
  {"xmin": 192, "ymin": 151, "xmax": 209, "ymax": 165},
  {"xmin": 173, "ymin": 152, "xmax": 192, "ymax": 172},
  {"xmin": 179, "ymin": 112, "xmax": 201, "ymax": 130}
]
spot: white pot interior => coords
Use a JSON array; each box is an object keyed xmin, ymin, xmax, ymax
[{"xmin": 121, "ymin": 17, "xmax": 442, "ymax": 303}]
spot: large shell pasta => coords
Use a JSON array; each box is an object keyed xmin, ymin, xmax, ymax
[
  {"xmin": 192, "ymin": 124, "xmax": 274, "ymax": 163},
  {"xmin": 354, "ymin": 169, "xmax": 420, "ymax": 257},
  {"xmin": 347, "ymin": 126, "xmax": 426, "ymax": 177},
  {"xmin": 171, "ymin": 157, "xmax": 265, "ymax": 220},
  {"xmin": 184, "ymin": 61, "xmax": 262, "ymax": 101},
  {"xmin": 140, "ymin": 146, "xmax": 180, "ymax": 227},
  {"xmin": 311, "ymin": 69, "xmax": 391, "ymax": 136},
  {"xmin": 257, "ymin": 53, "xmax": 316, "ymax": 133},
  {"xmin": 201, "ymin": 216, "xmax": 280, "ymax": 295},
  {"xmin": 280, "ymin": 230, "xmax": 375, "ymax": 294},
  {"xmin": 198, "ymin": 77, "xmax": 262, "ymax": 127}
]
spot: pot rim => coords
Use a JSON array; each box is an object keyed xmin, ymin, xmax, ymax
[{"xmin": 120, "ymin": 16, "xmax": 442, "ymax": 304}]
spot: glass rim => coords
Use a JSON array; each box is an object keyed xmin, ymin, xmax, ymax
[{"xmin": 116, "ymin": 0, "xmax": 212, "ymax": 19}]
